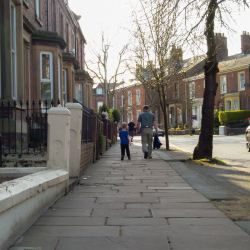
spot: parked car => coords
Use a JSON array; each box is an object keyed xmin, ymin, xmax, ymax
[
  {"xmin": 246, "ymin": 125, "xmax": 250, "ymax": 152},
  {"xmin": 153, "ymin": 127, "xmax": 165, "ymax": 137}
]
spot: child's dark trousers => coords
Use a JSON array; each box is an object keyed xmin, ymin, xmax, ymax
[{"xmin": 121, "ymin": 144, "xmax": 130, "ymax": 157}]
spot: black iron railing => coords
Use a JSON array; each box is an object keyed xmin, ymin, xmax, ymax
[
  {"xmin": 73, "ymin": 99, "xmax": 92, "ymax": 142},
  {"xmin": 0, "ymin": 99, "xmax": 59, "ymax": 161}
]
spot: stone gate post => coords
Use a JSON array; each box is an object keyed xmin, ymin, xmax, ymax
[{"xmin": 66, "ymin": 103, "xmax": 82, "ymax": 178}]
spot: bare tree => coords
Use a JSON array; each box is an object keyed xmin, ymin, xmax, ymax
[
  {"xmin": 130, "ymin": 0, "xmax": 185, "ymax": 150},
  {"xmin": 160, "ymin": 0, "xmax": 248, "ymax": 159},
  {"xmin": 86, "ymin": 33, "xmax": 129, "ymax": 108}
]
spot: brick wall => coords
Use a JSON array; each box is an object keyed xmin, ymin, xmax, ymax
[
  {"xmin": 80, "ymin": 142, "xmax": 94, "ymax": 176},
  {"xmin": 102, "ymin": 135, "xmax": 107, "ymax": 154}
]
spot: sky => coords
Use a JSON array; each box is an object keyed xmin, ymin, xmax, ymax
[{"xmin": 68, "ymin": 0, "xmax": 250, "ymax": 82}]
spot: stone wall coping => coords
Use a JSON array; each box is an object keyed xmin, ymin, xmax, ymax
[
  {"xmin": 48, "ymin": 106, "xmax": 71, "ymax": 115},
  {"xmin": 0, "ymin": 169, "xmax": 68, "ymax": 214},
  {"xmin": 65, "ymin": 103, "xmax": 83, "ymax": 110},
  {"xmin": 0, "ymin": 167, "xmax": 46, "ymax": 177}
]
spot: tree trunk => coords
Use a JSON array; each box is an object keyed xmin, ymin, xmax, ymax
[{"xmin": 193, "ymin": 0, "xmax": 219, "ymax": 160}]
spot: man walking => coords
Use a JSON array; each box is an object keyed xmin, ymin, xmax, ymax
[
  {"xmin": 137, "ymin": 105, "xmax": 158, "ymax": 159},
  {"xmin": 128, "ymin": 120, "xmax": 136, "ymax": 142}
]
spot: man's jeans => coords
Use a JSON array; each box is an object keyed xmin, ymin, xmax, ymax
[{"xmin": 141, "ymin": 128, "xmax": 153, "ymax": 157}]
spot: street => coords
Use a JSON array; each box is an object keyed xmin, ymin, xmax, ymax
[{"xmin": 134, "ymin": 134, "xmax": 249, "ymax": 170}]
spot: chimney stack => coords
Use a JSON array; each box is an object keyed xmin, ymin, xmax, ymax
[
  {"xmin": 214, "ymin": 33, "xmax": 228, "ymax": 60},
  {"xmin": 241, "ymin": 31, "xmax": 250, "ymax": 54}
]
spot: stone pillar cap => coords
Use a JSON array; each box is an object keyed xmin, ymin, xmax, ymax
[
  {"xmin": 48, "ymin": 106, "xmax": 71, "ymax": 115},
  {"xmin": 65, "ymin": 103, "xmax": 83, "ymax": 110}
]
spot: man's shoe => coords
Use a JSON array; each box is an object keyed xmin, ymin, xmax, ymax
[
  {"xmin": 128, "ymin": 156, "xmax": 131, "ymax": 160},
  {"xmin": 144, "ymin": 152, "xmax": 148, "ymax": 159},
  {"xmin": 121, "ymin": 155, "xmax": 124, "ymax": 161}
]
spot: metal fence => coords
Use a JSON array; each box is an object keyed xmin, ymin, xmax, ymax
[
  {"xmin": 73, "ymin": 99, "xmax": 92, "ymax": 143},
  {"xmin": 0, "ymin": 99, "xmax": 59, "ymax": 162}
]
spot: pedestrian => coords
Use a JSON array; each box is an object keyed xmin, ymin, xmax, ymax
[
  {"xmin": 137, "ymin": 105, "xmax": 158, "ymax": 159},
  {"xmin": 119, "ymin": 122, "xmax": 131, "ymax": 161},
  {"xmin": 128, "ymin": 120, "xmax": 136, "ymax": 142}
]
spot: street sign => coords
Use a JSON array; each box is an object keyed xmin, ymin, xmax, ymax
[{"xmin": 191, "ymin": 115, "xmax": 197, "ymax": 120}]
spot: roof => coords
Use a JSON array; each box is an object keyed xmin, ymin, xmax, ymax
[{"xmin": 112, "ymin": 81, "xmax": 142, "ymax": 91}]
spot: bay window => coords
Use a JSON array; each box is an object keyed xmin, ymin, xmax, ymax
[
  {"xmin": 75, "ymin": 84, "xmax": 82, "ymax": 103},
  {"xmin": 11, "ymin": 4, "xmax": 17, "ymax": 99},
  {"xmin": 63, "ymin": 70, "xmax": 67, "ymax": 106},
  {"xmin": 41, "ymin": 52, "xmax": 53, "ymax": 108}
]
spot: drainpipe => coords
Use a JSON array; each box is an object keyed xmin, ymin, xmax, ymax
[
  {"xmin": 46, "ymin": 0, "xmax": 49, "ymax": 30},
  {"xmin": 81, "ymin": 39, "xmax": 83, "ymax": 70},
  {"xmin": 75, "ymin": 26, "xmax": 77, "ymax": 59}
]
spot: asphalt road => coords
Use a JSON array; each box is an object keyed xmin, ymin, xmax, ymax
[
  {"xmin": 133, "ymin": 134, "xmax": 249, "ymax": 170},
  {"xmin": 166, "ymin": 135, "xmax": 249, "ymax": 170}
]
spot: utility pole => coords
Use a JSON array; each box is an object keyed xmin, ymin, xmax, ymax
[{"xmin": 104, "ymin": 45, "xmax": 109, "ymax": 106}]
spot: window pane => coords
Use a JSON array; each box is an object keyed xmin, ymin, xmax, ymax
[
  {"xmin": 75, "ymin": 84, "xmax": 82, "ymax": 103},
  {"xmin": 42, "ymin": 54, "xmax": 50, "ymax": 79},
  {"xmin": 41, "ymin": 82, "xmax": 51, "ymax": 107},
  {"xmin": 233, "ymin": 101, "xmax": 238, "ymax": 110},
  {"xmin": 240, "ymin": 74, "xmax": 244, "ymax": 89}
]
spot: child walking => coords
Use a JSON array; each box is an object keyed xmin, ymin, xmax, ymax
[{"xmin": 119, "ymin": 123, "xmax": 131, "ymax": 160}]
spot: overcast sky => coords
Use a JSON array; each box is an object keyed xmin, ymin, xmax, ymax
[{"xmin": 68, "ymin": 0, "xmax": 250, "ymax": 82}]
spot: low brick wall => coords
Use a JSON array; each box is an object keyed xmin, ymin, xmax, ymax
[
  {"xmin": 80, "ymin": 143, "xmax": 94, "ymax": 176},
  {"xmin": 102, "ymin": 135, "xmax": 107, "ymax": 154}
]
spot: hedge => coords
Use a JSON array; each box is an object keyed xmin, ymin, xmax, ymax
[{"xmin": 218, "ymin": 110, "xmax": 250, "ymax": 125}]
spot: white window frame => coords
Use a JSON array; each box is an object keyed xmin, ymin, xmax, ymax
[
  {"xmin": 136, "ymin": 110, "xmax": 141, "ymax": 120},
  {"xmin": 136, "ymin": 89, "xmax": 141, "ymax": 105},
  {"xmin": 189, "ymin": 82, "xmax": 195, "ymax": 99},
  {"xmin": 239, "ymin": 72, "xmax": 245, "ymax": 91},
  {"xmin": 62, "ymin": 70, "xmax": 67, "ymax": 106},
  {"xmin": 128, "ymin": 91, "xmax": 132, "ymax": 106},
  {"xmin": 11, "ymin": 4, "xmax": 17, "ymax": 99},
  {"xmin": 233, "ymin": 100, "xmax": 238, "ymax": 110},
  {"xmin": 97, "ymin": 102, "xmax": 103, "ymax": 110},
  {"xmin": 58, "ymin": 58, "xmax": 61, "ymax": 102},
  {"xmin": 40, "ymin": 52, "xmax": 53, "ymax": 109},
  {"xmin": 121, "ymin": 94, "xmax": 124, "ymax": 107},
  {"xmin": 75, "ymin": 83, "xmax": 82, "ymax": 103},
  {"xmin": 221, "ymin": 76, "xmax": 227, "ymax": 93},
  {"xmin": 226, "ymin": 101, "xmax": 231, "ymax": 111},
  {"xmin": 96, "ymin": 88, "xmax": 102, "ymax": 94},
  {"xmin": 36, "ymin": 0, "xmax": 40, "ymax": 18}
]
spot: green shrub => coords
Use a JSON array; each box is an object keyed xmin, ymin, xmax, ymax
[
  {"xmin": 99, "ymin": 132, "xmax": 104, "ymax": 154},
  {"xmin": 99, "ymin": 103, "xmax": 109, "ymax": 114},
  {"xmin": 214, "ymin": 110, "xmax": 220, "ymax": 128},
  {"xmin": 109, "ymin": 110, "xmax": 114, "ymax": 122},
  {"xmin": 111, "ymin": 109, "xmax": 121, "ymax": 123},
  {"xmin": 219, "ymin": 110, "xmax": 250, "ymax": 126}
]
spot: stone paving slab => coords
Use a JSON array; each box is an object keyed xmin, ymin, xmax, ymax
[
  {"xmin": 91, "ymin": 209, "xmax": 151, "ymax": 218},
  {"xmin": 34, "ymin": 217, "xmax": 106, "ymax": 226},
  {"xmin": 235, "ymin": 221, "xmax": 250, "ymax": 235},
  {"xmin": 67, "ymin": 192, "xmax": 142, "ymax": 198},
  {"xmin": 121, "ymin": 224, "xmax": 248, "ymax": 237},
  {"xmin": 107, "ymin": 218, "xmax": 167, "ymax": 226},
  {"xmin": 56, "ymin": 236, "xmax": 170, "ymax": 250},
  {"xmin": 95, "ymin": 197, "xmax": 160, "ymax": 204},
  {"xmin": 9, "ymin": 236, "xmax": 59, "ymax": 250},
  {"xmin": 25, "ymin": 226, "xmax": 120, "ymax": 237},
  {"xmin": 168, "ymin": 235, "xmax": 250, "ymax": 250},
  {"xmin": 126, "ymin": 202, "xmax": 217, "ymax": 209},
  {"xmin": 148, "ymin": 186, "xmax": 193, "ymax": 190},
  {"xmin": 167, "ymin": 218, "xmax": 237, "ymax": 226},
  {"xmin": 151, "ymin": 208, "xmax": 227, "ymax": 218},
  {"xmin": 43, "ymin": 208, "xmax": 92, "ymax": 217},
  {"xmin": 160, "ymin": 197, "xmax": 209, "ymax": 203}
]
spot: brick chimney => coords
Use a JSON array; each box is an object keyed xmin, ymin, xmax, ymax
[
  {"xmin": 214, "ymin": 33, "xmax": 228, "ymax": 60},
  {"xmin": 241, "ymin": 31, "xmax": 250, "ymax": 54}
]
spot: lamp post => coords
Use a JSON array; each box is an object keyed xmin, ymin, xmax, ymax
[{"xmin": 104, "ymin": 45, "xmax": 109, "ymax": 106}]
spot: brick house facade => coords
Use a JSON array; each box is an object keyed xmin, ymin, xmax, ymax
[
  {"xmin": 92, "ymin": 83, "xmax": 105, "ymax": 111},
  {"xmin": 0, "ymin": 0, "xmax": 93, "ymax": 109}
]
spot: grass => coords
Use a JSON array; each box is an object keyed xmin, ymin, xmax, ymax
[{"xmin": 187, "ymin": 157, "xmax": 227, "ymax": 165}]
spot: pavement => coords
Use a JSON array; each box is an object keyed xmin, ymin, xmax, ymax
[{"xmin": 9, "ymin": 140, "xmax": 250, "ymax": 250}]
